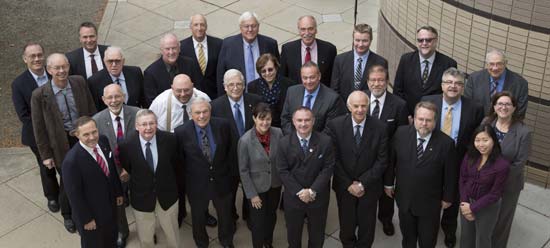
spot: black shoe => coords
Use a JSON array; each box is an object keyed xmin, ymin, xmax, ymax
[
  {"xmin": 382, "ymin": 221, "xmax": 395, "ymax": 236},
  {"xmin": 47, "ymin": 200, "xmax": 60, "ymax": 212},
  {"xmin": 444, "ymin": 233, "xmax": 456, "ymax": 248},
  {"xmin": 116, "ymin": 235, "xmax": 127, "ymax": 248},
  {"xmin": 246, "ymin": 219, "xmax": 252, "ymax": 230},
  {"xmin": 153, "ymin": 234, "xmax": 157, "ymax": 244},
  {"xmin": 64, "ymin": 219, "xmax": 76, "ymax": 233},
  {"xmin": 205, "ymin": 213, "xmax": 217, "ymax": 227}
]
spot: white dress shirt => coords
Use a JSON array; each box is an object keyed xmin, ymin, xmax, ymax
[
  {"xmin": 139, "ymin": 135, "xmax": 158, "ymax": 172},
  {"xmin": 109, "ymin": 72, "xmax": 129, "ymax": 103},
  {"xmin": 192, "ymin": 36, "xmax": 208, "ymax": 65},
  {"xmin": 419, "ymin": 52, "xmax": 436, "ymax": 78},
  {"xmin": 149, "ymin": 88, "xmax": 211, "ymax": 132},
  {"xmin": 83, "ymin": 47, "xmax": 104, "ymax": 78},
  {"xmin": 369, "ymin": 91, "xmax": 387, "ymax": 119},
  {"xmin": 109, "ymin": 108, "xmax": 125, "ymax": 136},
  {"xmin": 80, "ymin": 141, "xmax": 108, "ymax": 164}
]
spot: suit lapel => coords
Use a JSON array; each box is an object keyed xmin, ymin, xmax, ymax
[
  {"xmin": 293, "ymin": 40, "xmax": 302, "ymax": 75},
  {"xmin": 379, "ymin": 94, "xmax": 392, "ymax": 120},
  {"xmin": 250, "ymin": 131, "xmax": 270, "ymax": 161},
  {"xmin": 123, "ymin": 106, "xmax": 134, "ymax": 134},
  {"xmin": 77, "ymin": 49, "xmax": 86, "ymax": 77},
  {"xmin": 222, "ymin": 97, "xmax": 238, "ymax": 133},
  {"xmin": 237, "ymin": 35, "xmax": 246, "ymax": 72},
  {"xmin": 303, "ymin": 133, "xmax": 317, "ymax": 162},
  {"xmin": 412, "ymin": 53, "xmax": 422, "ymax": 84},
  {"xmin": 101, "ymin": 111, "xmax": 117, "ymax": 143},
  {"xmin": 311, "ymin": 86, "xmax": 324, "ymax": 114},
  {"xmin": 290, "ymin": 134, "xmax": 305, "ymax": 161},
  {"xmin": 78, "ymin": 143, "xmax": 109, "ymax": 179},
  {"xmin": 69, "ymin": 79, "xmax": 84, "ymax": 115},
  {"xmin": 243, "ymin": 95, "xmax": 254, "ymax": 129},
  {"xmin": 435, "ymin": 97, "xmax": 443, "ymax": 130},
  {"xmin": 457, "ymin": 97, "xmax": 468, "ymax": 143}
]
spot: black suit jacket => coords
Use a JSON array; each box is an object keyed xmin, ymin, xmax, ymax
[
  {"xmin": 180, "ymin": 35, "xmax": 223, "ymax": 98},
  {"xmin": 277, "ymin": 131, "xmax": 334, "ymax": 208},
  {"xmin": 326, "ymin": 115, "xmax": 388, "ymax": 197},
  {"xmin": 393, "ymin": 51, "xmax": 457, "ymax": 115},
  {"xmin": 369, "ymin": 92, "xmax": 409, "ymax": 139},
  {"xmin": 62, "ymin": 135, "xmax": 122, "ymax": 230},
  {"xmin": 210, "ymin": 93, "xmax": 263, "ymax": 137},
  {"xmin": 11, "ymin": 70, "xmax": 50, "ymax": 146},
  {"xmin": 216, "ymin": 33, "xmax": 279, "ymax": 93},
  {"xmin": 247, "ymin": 76, "xmax": 296, "ymax": 128},
  {"xmin": 331, "ymin": 50, "xmax": 388, "ymax": 101},
  {"xmin": 66, "ymin": 45, "xmax": 108, "ymax": 78},
  {"xmin": 143, "ymin": 56, "xmax": 202, "ymax": 106},
  {"xmin": 384, "ymin": 125, "xmax": 458, "ymax": 216},
  {"xmin": 279, "ymin": 39, "xmax": 336, "ymax": 86},
  {"xmin": 87, "ymin": 66, "xmax": 146, "ymax": 110},
  {"xmin": 119, "ymin": 130, "xmax": 180, "ymax": 211},
  {"xmin": 175, "ymin": 118, "xmax": 237, "ymax": 200}
]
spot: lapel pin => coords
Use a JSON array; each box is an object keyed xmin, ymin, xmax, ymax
[{"xmin": 309, "ymin": 148, "xmax": 313, "ymax": 153}]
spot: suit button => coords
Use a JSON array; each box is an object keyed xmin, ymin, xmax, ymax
[
  {"xmin": 209, "ymin": 166, "xmax": 213, "ymax": 170},
  {"xmin": 267, "ymin": 171, "xmax": 270, "ymax": 174},
  {"xmin": 210, "ymin": 178, "xmax": 214, "ymax": 181}
]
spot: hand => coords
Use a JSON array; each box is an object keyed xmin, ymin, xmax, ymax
[
  {"xmin": 384, "ymin": 188, "xmax": 394, "ymax": 198},
  {"xmin": 119, "ymin": 168, "xmax": 129, "ymax": 182},
  {"xmin": 84, "ymin": 219, "xmax": 96, "ymax": 230},
  {"xmin": 43, "ymin": 158, "xmax": 55, "ymax": 169},
  {"xmin": 116, "ymin": 196, "xmax": 124, "ymax": 206},
  {"xmin": 251, "ymin": 196, "xmax": 262, "ymax": 209},
  {"xmin": 463, "ymin": 213, "xmax": 476, "ymax": 221},
  {"xmin": 460, "ymin": 202, "xmax": 472, "ymax": 215},
  {"xmin": 407, "ymin": 115, "xmax": 413, "ymax": 125},
  {"xmin": 298, "ymin": 190, "xmax": 313, "ymax": 203},
  {"xmin": 441, "ymin": 201, "xmax": 452, "ymax": 209},
  {"xmin": 347, "ymin": 182, "xmax": 364, "ymax": 198}
]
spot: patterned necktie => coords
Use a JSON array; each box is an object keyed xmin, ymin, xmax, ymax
[
  {"xmin": 115, "ymin": 78, "xmax": 120, "ymax": 85},
  {"xmin": 90, "ymin": 54, "xmax": 98, "ymax": 75},
  {"xmin": 114, "ymin": 116, "xmax": 124, "ymax": 168},
  {"xmin": 234, "ymin": 103, "xmax": 245, "ymax": 136},
  {"xmin": 442, "ymin": 107, "xmax": 453, "ymax": 136},
  {"xmin": 354, "ymin": 57, "xmax": 363, "ymax": 89},
  {"xmin": 197, "ymin": 43, "xmax": 206, "ymax": 75},
  {"xmin": 421, "ymin": 60, "xmax": 429, "ymax": 87},
  {"xmin": 371, "ymin": 99, "xmax": 380, "ymax": 119},
  {"xmin": 93, "ymin": 147, "xmax": 109, "ymax": 176},
  {"xmin": 200, "ymin": 129, "xmax": 212, "ymax": 163},
  {"xmin": 304, "ymin": 94, "xmax": 313, "ymax": 109},
  {"xmin": 417, "ymin": 138, "xmax": 425, "ymax": 159},
  {"xmin": 490, "ymin": 78, "xmax": 498, "ymax": 97},
  {"xmin": 182, "ymin": 104, "xmax": 189, "ymax": 125},
  {"xmin": 304, "ymin": 46, "xmax": 311, "ymax": 64},
  {"xmin": 246, "ymin": 44, "xmax": 256, "ymax": 82},
  {"xmin": 145, "ymin": 142, "xmax": 154, "ymax": 172},
  {"xmin": 354, "ymin": 125, "xmax": 362, "ymax": 146},
  {"xmin": 301, "ymin": 138, "xmax": 308, "ymax": 154}
]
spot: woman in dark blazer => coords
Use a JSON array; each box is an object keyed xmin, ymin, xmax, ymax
[
  {"xmin": 247, "ymin": 53, "xmax": 296, "ymax": 128},
  {"xmin": 459, "ymin": 124, "xmax": 510, "ymax": 248},
  {"xmin": 238, "ymin": 103, "xmax": 284, "ymax": 248},
  {"xmin": 483, "ymin": 91, "xmax": 532, "ymax": 248}
]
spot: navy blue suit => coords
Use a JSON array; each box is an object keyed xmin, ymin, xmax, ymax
[
  {"xmin": 180, "ymin": 35, "xmax": 223, "ymax": 98},
  {"xmin": 87, "ymin": 66, "xmax": 147, "ymax": 110}
]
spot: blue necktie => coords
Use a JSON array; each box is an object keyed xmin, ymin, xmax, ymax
[
  {"xmin": 234, "ymin": 103, "xmax": 245, "ymax": 136},
  {"xmin": 490, "ymin": 78, "xmax": 498, "ymax": 97},
  {"xmin": 245, "ymin": 44, "xmax": 256, "ymax": 83},
  {"xmin": 301, "ymin": 138, "xmax": 308, "ymax": 154},
  {"xmin": 304, "ymin": 94, "xmax": 313, "ymax": 109}
]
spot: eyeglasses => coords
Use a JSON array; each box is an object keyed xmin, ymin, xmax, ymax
[
  {"xmin": 260, "ymin": 67, "xmax": 275, "ymax": 74},
  {"xmin": 49, "ymin": 64, "xmax": 69, "ymax": 71},
  {"xmin": 225, "ymin": 83, "xmax": 244, "ymax": 89},
  {"xmin": 417, "ymin": 38, "xmax": 436, "ymax": 43},
  {"xmin": 106, "ymin": 59, "xmax": 122, "ymax": 65},
  {"xmin": 496, "ymin": 102, "xmax": 513, "ymax": 107},
  {"xmin": 368, "ymin": 79, "xmax": 386, "ymax": 83},
  {"xmin": 240, "ymin": 24, "xmax": 258, "ymax": 30},
  {"xmin": 442, "ymin": 80, "xmax": 464, "ymax": 86}
]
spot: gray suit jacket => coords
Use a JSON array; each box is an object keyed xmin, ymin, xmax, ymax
[
  {"xmin": 465, "ymin": 68, "xmax": 528, "ymax": 118},
  {"xmin": 238, "ymin": 127, "xmax": 283, "ymax": 199},
  {"xmin": 280, "ymin": 84, "xmax": 346, "ymax": 134},
  {"xmin": 92, "ymin": 105, "xmax": 140, "ymax": 151}
]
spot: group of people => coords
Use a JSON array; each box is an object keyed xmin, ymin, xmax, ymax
[{"xmin": 11, "ymin": 9, "xmax": 531, "ymax": 248}]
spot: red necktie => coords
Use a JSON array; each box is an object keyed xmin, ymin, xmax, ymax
[
  {"xmin": 114, "ymin": 116, "xmax": 124, "ymax": 168},
  {"xmin": 93, "ymin": 147, "xmax": 110, "ymax": 176},
  {"xmin": 304, "ymin": 47, "xmax": 311, "ymax": 64}
]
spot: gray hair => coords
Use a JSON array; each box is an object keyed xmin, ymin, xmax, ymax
[
  {"xmin": 223, "ymin": 69, "xmax": 245, "ymax": 85},
  {"xmin": 190, "ymin": 97, "xmax": 211, "ymax": 110},
  {"xmin": 46, "ymin": 53, "xmax": 69, "ymax": 67},
  {"xmin": 485, "ymin": 48, "xmax": 507, "ymax": 64},
  {"xmin": 346, "ymin": 90, "xmax": 370, "ymax": 107},
  {"xmin": 135, "ymin": 109, "xmax": 157, "ymax": 122},
  {"xmin": 441, "ymin": 67, "xmax": 465, "ymax": 82},
  {"xmin": 239, "ymin": 11, "xmax": 258, "ymax": 25},
  {"xmin": 160, "ymin": 33, "xmax": 179, "ymax": 47},
  {"xmin": 104, "ymin": 46, "xmax": 124, "ymax": 59}
]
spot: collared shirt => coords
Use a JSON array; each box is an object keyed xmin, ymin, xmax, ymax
[
  {"xmin": 301, "ymin": 40, "xmax": 318, "ymax": 64},
  {"xmin": 29, "ymin": 69, "xmax": 48, "ymax": 87},
  {"xmin": 192, "ymin": 36, "xmax": 208, "ymax": 65},
  {"xmin": 354, "ymin": 50, "xmax": 370, "ymax": 78},
  {"xmin": 80, "ymin": 142, "xmax": 108, "ymax": 165},
  {"xmin": 416, "ymin": 131, "xmax": 432, "ymax": 151},
  {"xmin": 83, "ymin": 47, "xmax": 104, "ymax": 78},
  {"xmin": 109, "ymin": 108, "xmax": 125, "ymax": 136},
  {"xmin": 51, "ymin": 80, "xmax": 79, "ymax": 131},
  {"xmin": 441, "ymin": 98, "xmax": 462, "ymax": 144},
  {"xmin": 227, "ymin": 95, "xmax": 245, "ymax": 126},
  {"xmin": 149, "ymin": 88, "xmax": 211, "ymax": 132},
  {"xmin": 352, "ymin": 117, "xmax": 366, "ymax": 136},
  {"xmin": 139, "ymin": 135, "xmax": 158, "ymax": 172},
  {"xmin": 194, "ymin": 123, "xmax": 216, "ymax": 156},
  {"xmin": 490, "ymin": 69, "xmax": 507, "ymax": 93},
  {"xmin": 109, "ymin": 72, "xmax": 129, "ymax": 103},
  {"xmin": 369, "ymin": 91, "xmax": 387, "ymax": 118},
  {"xmin": 302, "ymin": 84, "xmax": 321, "ymax": 108},
  {"xmin": 419, "ymin": 52, "xmax": 436, "ymax": 77},
  {"xmin": 296, "ymin": 132, "xmax": 312, "ymax": 144},
  {"xmin": 243, "ymin": 38, "xmax": 260, "ymax": 79}
]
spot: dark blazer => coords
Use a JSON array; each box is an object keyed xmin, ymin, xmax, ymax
[
  {"xmin": 247, "ymin": 76, "xmax": 295, "ymax": 128},
  {"xmin": 216, "ymin": 33, "xmax": 279, "ymax": 93},
  {"xmin": 384, "ymin": 125, "xmax": 458, "ymax": 216},
  {"xmin": 276, "ymin": 131, "xmax": 334, "ymax": 208},
  {"xmin": 31, "ymin": 76, "xmax": 97, "ymax": 167},
  {"xmin": 175, "ymin": 117, "xmax": 237, "ymax": 200},
  {"xmin": 326, "ymin": 115, "xmax": 388, "ymax": 195},
  {"xmin": 92, "ymin": 105, "xmax": 140, "ymax": 151},
  {"xmin": 393, "ymin": 51, "xmax": 457, "ymax": 115},
  {"xmin": 211, "ymin": 93, "xmax": 263, "ymax": 136},
  {"xmin": 331, "ymin": 50, "xmax": 388, "ymax": 101},
  {"xmin": 279, "ymin": 39, "xmax": 337, "ymax": 86},
  {"xmin": 180, "ymin": 35, "xmax": 223, "ymax": 98},
  {"xmin": 143, "ymin": 56, "xmax": 201, "ymax": 106},
  {"xmin": 87, "ymin": 66, "xmax": 146, "ymax": 110},
  {"xmin": 119, "ymin": 130, "xmax": 180, "ymax": 212},
  {"xmin": 66, "ymin": 45, "xmax": 108, "ymax": 78},
  {"xmin": 11, "ymin": 70, "xmax": 50, "ymax": 146},
  {"xmin": 280, "ymin": 84, "xmax": 346, "ymax": 134},
  {"xmin": 62, "ymin": 135, "xmax": 122, "ymax": 231},
  {"xmin": 369, "ymin": 91, "xmax": 409, "ymax": 138},
  {"xmin": 465, "ymin": 68, "xmax": 529, "ymax": 118}
]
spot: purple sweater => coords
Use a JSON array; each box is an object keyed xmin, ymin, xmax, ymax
[{"xmin": 459, "ymin": 155, "xmax": 510, "ymax": 213}]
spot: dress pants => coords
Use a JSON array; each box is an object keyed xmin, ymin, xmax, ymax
[
  {"xmin": 492, "ymin": 166, "xmax": 523, "ymax": 248},
  {"xmin": 398, "ymin": 208, "xmax": 441, "ymax": 248},
  {"xmin": 336, "ymin": 189, "xmax": 380, "ymax": 248},
  {"xmin": 284, "ymin": 200, "xmax": 329, "ymax": 248},
  {"xmin": 133, "ymin": 200, "xmax": 179, "ymax": 248},
  {"xmin": 29, "ymin": 145, "xmax": 60, "ymax": 202},
  {"xmin": 79, "ymin": 221, "xmax": 117, "ymax": 248},
  {"xmin": 115, "ymin": 175, "xmax": 129, "ymax": 239},
  {"xmin": 248, "ymin": 187, "xmax": 281, "ymax": 248},
  {"xmin": 377, "ymin": 191, "xmax": 395, "ymax": 223},
  {"xmin": 60, "ymin": 133, "xmax": 79, "ymax": 219},
  {"xmin": 231, "ymin": 178, "xmax": 250, "ymax": 220},
  {"xmin": 441, "ymin": 200, "xmax": 459, "ymax": 236},
  {"xmin": 460, "ymin": 200, "xmax": 501, "ymax": 248}
]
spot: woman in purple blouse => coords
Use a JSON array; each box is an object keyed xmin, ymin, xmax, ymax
[{"xmin": 459, "ymin": 123, "xmax": 510, "ymax": 248}]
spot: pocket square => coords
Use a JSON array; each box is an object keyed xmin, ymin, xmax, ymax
[
  {"xmin": 387, "ymin": 119, "xmax": 395, "ymax": 122},
  {"xmin": 108, "ymin": 151, "xmax": 112, "ymax": 158},
  {"xmin": 318, "ymin": 154, "xmax": 323, "ymax": 159}
]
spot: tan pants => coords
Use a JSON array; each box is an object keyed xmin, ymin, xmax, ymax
[{"xmin": 133, "ymin": 200, "xmax": 179, "ymax": 248}]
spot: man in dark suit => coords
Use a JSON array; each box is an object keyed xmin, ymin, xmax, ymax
[
  {"xmin": 119, "ymin": 109, "xmax": 181, "ymax": 248},
  {"xmin": 326, "ymin": 91, "xmax": 388, "ymax": 248},
  {"xmin": 277, "ymin": 107, "xmax": 334, "ymax": 248},
  {"xmin": 393, "ymin": 26, "xmax": 457, "ymax": 117},
  {"xmin": 62, "ymin": 117, "xmax": 123, "ymax": 248},
  {"xmin": 331, "ymin": 23, "xmax": 388, "ymax": 101},
  {"xmin": 280, "ymin": 15, "xmax": 336, "ymax": 86},
  {"xmin": 216, "ymin": 11, "xmax": 279, "ymax": 92},
  {"xmin": 92, "ymin": 84, "xmax": 140, "ymax": 247},
  {"xmin": 31, "ymin": 53, "xmax": 97, "ymax": 233},
  {"xmin": 66, "ymin": 22, "xmax": 107, "ymax": 79},
  {"xmin": 421, "ymin": 68, "xmax": 484, "ymax": 248},
  {"xmin": 88, "ymin": 46, "xmax": 146, "ymax": 111},
  {"xmin": 281, "ymin": 61, "xmax": 346, "ymax": 134},
  {"xmin": 180, "ymin": 14, "xmax": 222, "ymax": 99},
  {"xmin": 12, "ymin": 42, "xmax": 60, "ymax": 213},
  {"xmin": 384, "ymin": 101, "xmax": 458, "ymax": 248},
  {"xmin": 175, "ymin": 99, "xmax": 237, "ymax": 248},
  {"xmin": 143, "ymin": 33, "xmax": 202, "ymax": 106},
  {"xmin": 465, "ymin": 48, "xmax": 528, "ymax": 118},
  {"xmin": 365, "ymin": 65, "xmax": 409, "ymax": 236}
]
